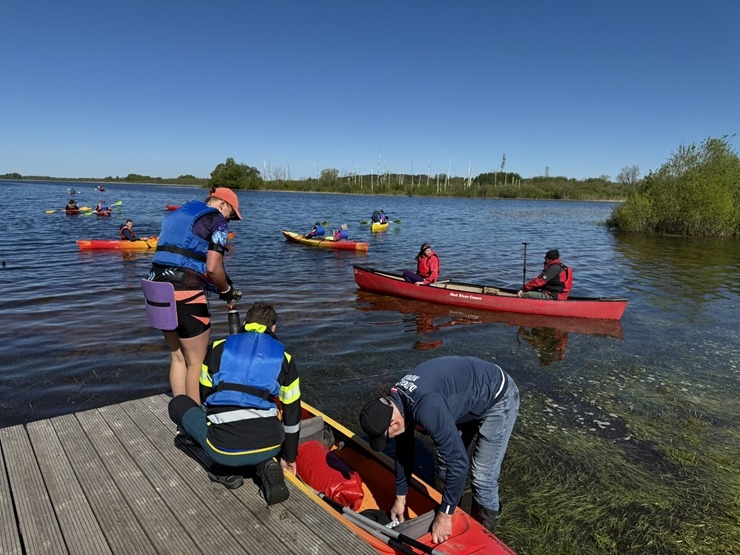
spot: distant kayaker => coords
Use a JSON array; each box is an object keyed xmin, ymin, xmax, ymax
[
  {"xmin": 333, "ymin": 223, "xmax": 349, "ymax": 241},
  {"xmin": 402, "ymin": 242, "xmax": 440, "ymax": 286},
  {"xmin": 168, "ymin": 302, "xmax": 299, "ymax": 505},
  {"xmin": 516, "ymin": 249, "xmax": 572, "ymax": 300},
  {"xmin": 95, "ymin": 200, "xmax": 111, "ymax": 212},
  {"xmin": 120, "ymin": 219, "xmax": 138, "ymax": 241},
  {"xmin": 305, "ymin": 221, "xmax": 325, "ymax": 239},
  {"xmin": 65, "ymin": 199, "xmax": 79, "ymax": 211},
  {"xmin": 144, "ymin": 186, "xmax": 242, "ymax": 406},
  {"xmin": 359, "ymin": 356, "xmax": 519, "ymax": 542}
]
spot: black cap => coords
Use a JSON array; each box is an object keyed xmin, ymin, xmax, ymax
[
  {"xmin": 545, "ymin": 249, "xmax": 560, "ymax": 261},
  {"xmin": 359, "ymin": 399, "xmax": 393, "ymax": 451}
]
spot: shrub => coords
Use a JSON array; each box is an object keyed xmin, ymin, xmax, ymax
[{"xmin": 607, "ymin": 136, "xmax": 740, "ymax": 236}]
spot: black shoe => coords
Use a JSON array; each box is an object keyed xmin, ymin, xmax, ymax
[
  {"xmin": 207, "ymin": 465, "xmax": 244, "ymax": 490},
  {"xmin": 256, "ymin": 459, "xmax": 289, "ymax": 506},
  {"xmin": 176, "ymin": 426, "xmax": 195, "ymax": 446},
  {"xmin": 471, "ymin": 501, "xmax": 500, "ymax": 534}
]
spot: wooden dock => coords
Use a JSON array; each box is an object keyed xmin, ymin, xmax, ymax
[{"xmin": 0, "ymin": 394, "xmax": 377, "ymax": 554}]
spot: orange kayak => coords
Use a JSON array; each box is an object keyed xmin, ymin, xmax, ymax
[
  {"xmin": 76, "ymin": 237, "xmax": 159, "ymax": 251},
  {"xmin": 282, "ymin": 230, "xmax": 369, "ymax": 252}
]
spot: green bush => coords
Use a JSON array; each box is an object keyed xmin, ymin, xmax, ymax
[{"xmin": 608, "ymin": 136, "xmax": 740, "ymax": 236}]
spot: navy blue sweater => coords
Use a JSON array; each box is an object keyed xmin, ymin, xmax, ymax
[{"xmin": 388, "ymin": 356, "xmax": 509, "ymax": 514}]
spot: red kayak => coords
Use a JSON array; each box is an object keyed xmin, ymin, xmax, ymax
[
  {"xmin": 95, "ymin": 210, "xmax": 111, "ymax": 217},
  {"xmin": 165, "ymin": 204, "xmax": 181, "ymax": 211},
  {"xmin": 65, "ymin": 209, "xmax": 80, "ymax": 215},
  {"xmin": 353, "ymin": 265, "xmax": 628, "ymax": 320}
]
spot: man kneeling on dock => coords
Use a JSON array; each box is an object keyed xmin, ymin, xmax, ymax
[{"xmin": 168, "ymin": 302, "xmax": 301, "ymax": 505}]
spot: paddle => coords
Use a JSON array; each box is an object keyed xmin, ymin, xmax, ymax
[
  {"xmin": 522, "ymin": 242, "xmax": 528, "ymax": 288},
  {"xmin": 309, "ymin": 486, "xmax": 442, "ymax": 555}
]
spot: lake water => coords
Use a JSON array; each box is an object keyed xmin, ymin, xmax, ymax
[{"xmin": 1, "ymin": 180, "xmax": 737, "ymax": 554}]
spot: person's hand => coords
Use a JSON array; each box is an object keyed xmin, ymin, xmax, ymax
[
  {"xmin": 218, "ymin": 285, "xmax": 241, "ymax": 303},
  {"xmin": 415, "ymin": 281, "xmax": 423, "ymax": 286},
  {"xmin": 280, "ymin": 459, "xmax": 297, "ymax": 475},
  {"xmin": 516, "ymin": 290, "xmax": 523, "ymax": 297},
  {"xmin": 390, "ymin": 495, "xmax": 407, "ymax": 523},
  {"xmin": 431, "ymin": 512, "xmax": 453, "ymax": 544}
]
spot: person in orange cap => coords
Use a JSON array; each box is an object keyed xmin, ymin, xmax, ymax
[{"xmin": 144, "ymin": 186, "xmax": 243, "ymax": 409}]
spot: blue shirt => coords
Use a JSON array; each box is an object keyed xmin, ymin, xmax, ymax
[{"xmin": 388, "ymin": 356, "xmax": 508, "ymax": 513}]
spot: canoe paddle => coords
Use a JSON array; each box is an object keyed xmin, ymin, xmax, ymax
[
  {"xmin": 308, "ymin": 486, "xmax": 442, "ymax": 555},
  {"xmin": 522, "ymin": 242, "xmax": 528, "ymax": 287}
]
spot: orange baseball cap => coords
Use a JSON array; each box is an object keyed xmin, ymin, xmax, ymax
[{"xmin": 211, "ymin": 187, "xmax": 242, "ymax": 220}]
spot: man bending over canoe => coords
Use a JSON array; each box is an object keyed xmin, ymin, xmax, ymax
[{"xmin": 360, "ymin": 356, "xmax": 519, "ymax": 543}]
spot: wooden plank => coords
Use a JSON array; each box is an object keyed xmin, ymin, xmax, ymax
[
  {"xmin": 26, "ymin": 420, "xmax": 112, "ymax": 555},
  {"xmin": 73, "ymin": 408, "xmax": 200, "ymax": 554},
  {"xmin": 125, "ymin": 396, "xmax": 341, "ymax": 554},
  {"xmin": 0, "ymin": 434, "xmax": 23, "ymax": 555},
  {"xmin": 136, "ymin": 395, "xmax": 377, "ymax": 554},
  {"xmin": 0, "ymin": 425, "xmax": 68, "ymax": 554},
  {"xmin": 50, "ymin": 413, "xmax": 158, "ymax": 555},
  {"xmin": 96, "ymin": 402, "xmax": 247, "ymax": 555}
]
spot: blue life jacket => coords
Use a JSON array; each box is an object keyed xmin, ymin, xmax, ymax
[
  {"xmin": 206, "ymin": 332, "xmax": 284, "ymax": 410},
  {"xmin": 152, "ymin": 201, "xmax": 218, "ymax": 274},
  {"xmin": 336, "ymin": 229, "xmax": 349, "ymax": 240},
  {"xmin": 314, "ymin": 224, "xmax": 325, "ymax": 237}
]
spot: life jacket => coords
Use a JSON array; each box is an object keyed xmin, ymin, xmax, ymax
[
  {"xmin": 152, "ymin": 201, "xmax": 218, "ymax": 275},
  {"xmin": 545, "ymin": 262, "xmax": 572, "ymax": 300},
  {"xmin": 313, "ymin": 224, "xmax": 325, "ymax": 237},
  {"xmin": 205, "ymin": 331, "xmax": 285, "ymax": 412},
  {"xmin": 120, "ymin": 226, "xmax": 135, "ymax": 240},
  {"xmin": 417, "ymin": 252, "xmax": 440, "ymax": 279},
  {"xmin": 334, "ymin": 229, "xmax": 349, "ymax": 240}
]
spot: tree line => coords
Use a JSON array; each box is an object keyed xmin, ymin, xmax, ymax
[{"xmin": 4, "ymin": 136, "xmax": 738, "ymax": 236}]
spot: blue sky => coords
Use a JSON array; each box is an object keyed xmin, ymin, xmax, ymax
[{"xmin": 2, "ymin": 1, "xmax": 738, "ymax": 181}]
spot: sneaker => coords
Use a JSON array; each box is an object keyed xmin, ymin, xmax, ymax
[
  {"xmin": 207, "ymin": 464, "xmax": 244, "ymax": 489},
  {"xmin": 256, "ymin": 459, "xmax": 289, "ymax": 506}
]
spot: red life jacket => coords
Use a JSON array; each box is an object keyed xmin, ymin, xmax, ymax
[{"xmin": 550, "ymin": 264, "xmax": 572, "ymax": 300}]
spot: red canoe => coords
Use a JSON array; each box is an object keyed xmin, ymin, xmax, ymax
[
  {"xmin": 287, "ymin": 401, "xmax": 516, "ymax": 554},
  {"xmin": 353, "ymin": 265, "xmax": 628, "ymax": 320},
  {"xmin": 282, "ymin": 230, "xmax": 369, "ymax": 252}
]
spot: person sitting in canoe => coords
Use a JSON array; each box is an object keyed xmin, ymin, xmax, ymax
[
  {"xmin": 402, "ymin": 242, "xmax": 440, "ymax": 286},
  {"xmin": 359, "ymin": 356, "xmax": 519, "ymax": 542},
  {"xmin": 305, "ymin": 222, "xmax": 325, "ymax": 239},
  {"xmin": 516, "ymin": 249, "xmax": 572, "ymax": 300},
  {"xmin": 95, "ymin": 200, "xmax": 111, "ymax": 212},
  {"xmin": 379, "ymin": 210, "xmax": 388, "ymax": 224},
  {"xmin": 65, "ymin": 199, "xmax": 79, "ymax": 211},
  {"xmin": 333, "ymin": 223, "xmax": 349, "ymax": 241},
  {"xmin": 371, "ymin": 210, "xmax": 381, "ymax": 223},
  {"xmin": 120, "ymin": 219, "xmax": 139, "ymax": 241},
  {"xmin": 168, "ymin": 302, "xmax": 299, "ymax": 505}
]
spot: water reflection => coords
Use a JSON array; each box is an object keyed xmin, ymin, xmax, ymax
[
  {"xmin": 615, "ymin": 233, "xmax": 740, "ymax": 300},
  {"xmin": 354, "ymin": 290, "xmax": 624, "ymax": 361}
]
